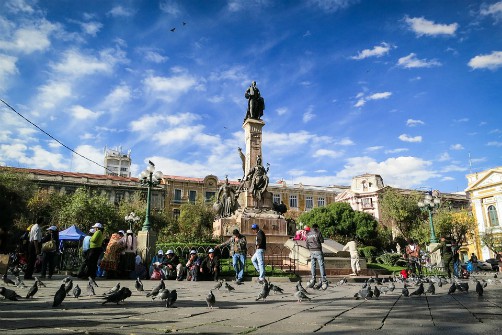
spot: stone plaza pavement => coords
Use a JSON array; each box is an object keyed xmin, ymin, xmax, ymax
[{"xmin": 1, "ymin": 274, "xmax": 501, "ymax": 335}]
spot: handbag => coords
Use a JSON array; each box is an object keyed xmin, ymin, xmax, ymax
[{"xmin": 42, "ymin": 239, "xmax": 56, "ymax": 252}]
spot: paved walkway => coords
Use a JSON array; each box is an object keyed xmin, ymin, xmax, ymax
[{"xmin": 1, "ymin": 273, "xmax": 501, "ymax": 335}]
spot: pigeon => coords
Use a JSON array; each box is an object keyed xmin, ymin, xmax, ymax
[
  {"xmin": 313, "ymin": 281, "xmax": 323, "ymax": 290},
  {"xmin": 64, "ymin": 278, "xmax": 74, "ymax": 295},
  {"xmin": 355, "ymin": 285, "xmax": 373, "ymax": 300},
  {"xmin": 206, "ymin": 290, "xmax": 215, "ymax": 308},
  {"xmin": 53, "ymin": 284, "xmax": 67, "ymax": 307},
  {"xmin": 135, "ymin": 278, "xmax": 144, "ymax": 292},
  {"xmin": 447, "ymin": 282, "xmax": 456, "ymax": 294},
  {"xmin": 475, "ymin": 280, "xmax": 483, "ymax": 296},
  {"xmin": 0, "ymin": 287, "xmax": 22, "ymax": 301},
  {"xmin": 388, "ymin": 282, "xmax": 396, "ymax": 292},
  {"xmin": 425, "ymin": 282, "xmax": 436, "ymax": 295},
  {"xmin": 294, "ymin": 290, "xmax": 311, "ymax": 302},
  {"xmin": 88, "ymin": 276, "xmax": 99, "ymax": 287},
  {"xmin": 14, "ymin": 276, "xmax": 26, "ymax": 288},
  {"xmin": 361, "ymin": 280, "xmax": 368, "ymax": 289},
  {"xmin": 102, "ymin": 287, "xmax": 132, "ymax": 305},
  {"xmin": 225, "ymin": 282, "xmax": 235, "ymax": 293},
  {"xmin": 3, "ymin": 274, "xmax": 16, "ymax": 286},
  {"xmin": 456, "ymin": 282, "xmax": 469, "ymax": 293},
  {"xmin": 10, "ymin": 265, "xmax": 20, "ymax": 277},
  {"xmin": 26, "ymin": 282, "xmax": 39, "ymax": 299},
  {"xmin": 410, "ymin": 283, "xmax": 424, "ymax": 297},
  {"xmin": 35, "ymin": 277, "xmax": 46, "ymax": 288},
  {"xmin": 295, "ymin": 281, "xmax": 308, "ymax": 295},
  {"xmin": 166, "ymin": 289, "xmax": 177, "ymax": 308},
  {"xmin": 73, "ymin": 284, "xmax": 81, "ymax": 298},
  {"xmin": 170, "ymin": 28, "xmax": 175, "ymax": 32},
  {"xmin": 270, "ymin": 283, "xmax": 284, "ymax": 294},
  {"xmin": 87, "ymin": 281, "xmax": 96, "ymax": 296},
  {"xmin": 156, "ymin": 288, "xmax": 170, "ymax": 301},
  {"xmin": 256, "ymin": 279, "xmax": 270, "ymax": 301},
  {"xmin": 373, "ymin": 286, "xmax": 381, "ymax": 299},
  {"xmin": 337, "ymin": 277, "xmax": 347, "ymax": 286},
  {"xmin": 402, "ymin": 284, "xmax": 409, "ymax": 297},
  {"xmin": 213, "ymin": 280, "xmax": 223, "ymax": 290},
  {"xmin": 146, "ymin": 279, "xmax": 165, "ymax": 299},
  {"xmin": 105, "ymin": 282, "xmax": 120, "ymax": 296}
]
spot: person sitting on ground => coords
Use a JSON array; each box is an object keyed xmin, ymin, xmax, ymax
[
  {"xmin": 200, "ymin": 248, "xmax": 220, "ymax": 281},
  {"xmin": 185, "ymin": 250, "xmax": 202, "ymax": 281},
  {"xmin": 149, "ymin": 250, "xmax": 166, "ymax": 279},
  {"xmin": 163, "ymin": 249, "xmax": 182, "ymax": 280}
]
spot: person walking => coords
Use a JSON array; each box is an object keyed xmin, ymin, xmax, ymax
[
  {"xmin": 405, "ymin": 239, "xmax": 422, "ymax": 276},
  {"xmin": 430, "ymin": 235, "xmax": 455, "ymax": 279},
  {"xmin": 216, "ymin": 228, "xmax": 247, "ymax": 283},
  {"xmin": 305, "ymin": 224, "xmax": 328, "ymax": 290},
  {"xmin": 40, "ymin": 225, "xmax": 59, "ymax": 279},
  {"xmin": 251, "ymin": 223, "xmax": 266, "ymax": 283},
  {"xmin": 24, "ymin": 217, "xmax": 43, "ymax": 280},
  {"xmin": 87, "ymin": 223, "xmax": 105, "ymax": 280},
  {"xmin": 343, "ymin": 238, "xmax": 361, "ymax": 276}
]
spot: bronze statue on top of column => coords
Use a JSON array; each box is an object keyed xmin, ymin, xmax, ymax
[{"xmin": 244, "ymin": 81, "xmax": 265, "ymax": 122}]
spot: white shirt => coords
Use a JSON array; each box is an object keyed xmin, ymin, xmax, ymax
[
  {"xmin": 343, "ymin": 240, "xmax": 359, "ymax": 258},
  {"xmin": 29, "ymin": 224, "xmax": 42, "ymax": 242}
]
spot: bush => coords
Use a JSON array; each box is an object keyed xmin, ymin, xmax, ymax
[
  {"xmin": 376, "ymin": 252, "xmax": 402, "ymax": 266},
  {"xmin": 359, "ymin": 246, "xmax": 377, "ymax": 262}
]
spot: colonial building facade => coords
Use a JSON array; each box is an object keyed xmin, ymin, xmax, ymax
[{"xmin": 465, "ymin": 166, "xmax": 502, "ymax": 260}]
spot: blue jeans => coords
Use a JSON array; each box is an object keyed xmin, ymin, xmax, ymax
[
  {"xmin": 310, "ymin": 250, "xmax": 326, "ymax": 280},
  {"xmin": 233, "ymin": 253, "xmax": 246, "ymax": 280},
  {"xmin": 251, "ymin": 249, "xmax": 265, "ymax": 279}
]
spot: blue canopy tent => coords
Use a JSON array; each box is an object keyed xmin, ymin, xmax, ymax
[
  {"xmin": 59, "ymin": 225, "xmax": 86, "ymax": 241},
  {"xmin": 58, "ymin": 225, "xmax": 87, "ymax": 271}
]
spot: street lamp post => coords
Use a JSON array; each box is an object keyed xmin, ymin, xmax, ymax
[
  {"xmin": 125, "ymin": 212, "xmax": 140, "ymax": 231},
  {"xmin": 418, "ymin": 190, "xmax": 441, "ymax": 243},
  {"xmin": 139, "ymin": 161, "xmax": 163, "ymax": 232}
]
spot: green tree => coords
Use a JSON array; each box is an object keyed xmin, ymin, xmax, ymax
[
  {"xmin": 0, "ymin": 170, "xmax": 35, "ymax": 231},
  {"xmin": 27, "ymin": 189, "xmax": 67, "ymax": 226},
  {"xmin": 480, "ymin": 232, "xmax": 502, "ymax": 253},
  {"xmin": 298, "ymin": 202, "xmax": 378, "ymax": 246},
  {"xmin": 433, "ymin": 208, "xmax": 476, "ymax": 245},
  {"xmin": 379, "ymin": 188, "xmax": 422, "ymax": 239},
  {"xmin": 168, "ymin": 198, "xmax": 216, "ymax": 243}
]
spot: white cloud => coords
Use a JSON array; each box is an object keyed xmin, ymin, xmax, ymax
[
  {"xmin": 108, "ymin": 5, "xmax": 134, "ymax": 17},
  {"xmin": 264, "ymin": 131, "xmax": 329, "ymax": 148},
  {"xmin": 487, "ymin": 141, "xmax": 502, "ymax": 147},
  {"xmin": 405, "ymin": 16, "xmax": 458, "ymax": 36},
  {"xmin": 398, "ymin": 134, "xmax": 422, "ymax": 143},
  {"xmin": 441, "ymin": 165, "xmax": 467, "ymax": 173},
  {"xmin": 0, "ymin": 54, "xmax": 18, "ymax": 90},
  {"xmin": 47, "ymin": 140, "xmax": 62, "ymax": 148},
  {"xmin": 313, "ymin": 149, "xmax": 344, "ymax": 158},
  {"xmin": 336, "ymin": 137, "xmax": 355, "ymax": 146},
  {"xmin": 365, "ymin": 146, "xmax": 383, "ymax": 152},
  {"xmin": 397, "ymin": 53, "xmax": 441, "ymax": 68},
  {"xmin": 450, "ymin": 144, "xmax": 464, "ymax": 150},
  {"xmin": 0, "ymin": 143, "xmax": 67, "ymax": 170},
  {"xmin": 81, "ymin": 21, "xmax": 103, "ymax": 36},
  {"xmin": 354, "ymin": 91, "xmax": 391, "ymax": 107},
  {"xmin": 406, "ymin": 119, "xmax": 425, "ymax": 127},
  {"xmin": 303, "ymin": 110, "xmax": 315, "ymax": 123},
  {"xmin": 0, "ymin": 19, "xmax": 58, "ymax": 54},
  {"xmin": 468, "ymin": 51, "xmax": 502, "ymax": 70},
  {"xmin": 308, "ymin": 0, "xmax": 360, "ymax": 13},
  {"xmin": 480, "ymin": 2, "xmax": 502, "ymax": 21},
  {"xmin": 352, "ymin": 42, "xmax": 393, "ymax": 60},
  {"xmin": 101, "ymin": 84, "xmax": 132, "ymax": 113},
  {"xmin": 160, "ymin": 0, "xmax": 182, "ymax": 16},
  {"xmin": 437, "ymin": 152, "xmax": 451, "ymax": 162},
  {"xmin": 208, "ymin": 95, "xmax": 224, "ymax": 103},
  {"xmin": 144, "ymin": 50, "xmax": 168, "ymax": 63},
  {"xmin": 454, "ymin": 118, "xmax": 469, "ymax": 123},
  {"xmin": 5, "ymin": 0, "xmax": 35, "ymax": 14},
  {"xmin": 71, "ymin": 144, "xmax": 105, "ymax": 174},
  {"xmin": 385, "ymin": 148, "xmax": 408, "ymax": 154},
  {"xmin": 276, "ymin": 107, "xmax": 288, "ymax": 116},
  {"xmin": 69, "ymin": 105, "xmax": 102, "ymax": 120},
  {"xmin": 153, "ymin": 125, "xmax": 208, "ymax": 145},
  {"xmin": 288, "ymin": 169, "xmax": 306, "ymax": 176},
  {"xmin": 441, "ymin": 176, "xmax": 454, "ymax": 181},
  {"xmin": 51, "ymin": 48, "xmax": 126, "ymax": 77},
  {"xmin": 36, "ymin": 81, "xmax": 72, "ymax": 109},
  {"xmin": 143, "ymin": 72, "xmax": 198, "ymax": 102},
  {"xmin": 130, "ymin": 113, "xmax": 200, "ymax": 133}
]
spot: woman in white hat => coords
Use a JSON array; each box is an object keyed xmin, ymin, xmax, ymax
[{"xmin": 87, "ymin": 223, "xmax": 104, "ymax": 279}]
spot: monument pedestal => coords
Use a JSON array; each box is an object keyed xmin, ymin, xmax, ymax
[{"xmin": 137, "ymin": 230, "xmax": 157, "ymax": 265}]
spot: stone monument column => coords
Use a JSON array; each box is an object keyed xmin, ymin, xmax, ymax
[{"xmin": 242, "ymin": 118, "xmax": 265, "ymax": 208}]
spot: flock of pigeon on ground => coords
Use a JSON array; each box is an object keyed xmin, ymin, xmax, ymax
[{"xmin": 1, "ymin": 270, "xmax": 500, "ymax": 309}]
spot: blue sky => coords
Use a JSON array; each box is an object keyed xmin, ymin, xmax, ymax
[{"xmin": 1, "ymin": 0, "xmax": 501, "ymax": 193}]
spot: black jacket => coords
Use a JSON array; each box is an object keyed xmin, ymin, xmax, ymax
[
  {"xmin": 256, "ymin": 229, "xmax": 266, "ymax": 250},
  {"xmin": 306, "ymin": 229, "xmax": 324, "ymax": 252}
]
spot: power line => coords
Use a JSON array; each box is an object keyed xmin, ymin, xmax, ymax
[{"xmin": 0, "ymin": 98, "xmax": 114, "ymax": 174}]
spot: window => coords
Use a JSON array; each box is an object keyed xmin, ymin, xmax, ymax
[
  {"xmin": 273, "ymin": 193, "xmax": 281, "ymax": 204},
  {"xmin": 189, "ymin": 190, "xmax": 197, "ymax": 203},
  {"xmin": 120, "ymin": 167, "xmax": 128, "ymax": 171},
  {"xmin": 205, "ymin": 191, "xmax": 215, "ymax": 202},
  {"xmin": 115, "ymin": 192, "xmax": 124, "ymax": 205},
  {"xmin": 289, "ymin": 195, "xmax": 298, "ymax": 208},
  {"xmin": 173, "ymin": 209, "xmax": 180, "ymax": 220},
  {"xmin": 317, "ymin": 197, "xmax": 325, "ymax": 207},
  {"xmin": 174, "ymin": 189, "xmax": 182, "ymax": 202},
  {"xmin": 361, "ymin": 197, "xmax": 373, "ymax": 208},
  {"xmin": 305, "ymin": 196, "xmax": 313, "ymax": 209},
  {"xmin": 488, "ymin": 205, "xmax": 499, "ymax": 226}
]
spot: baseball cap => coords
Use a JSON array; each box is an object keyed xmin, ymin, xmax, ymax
[
  {"xmin": 304, "ymin": 226, "xmax": 311, "ymax": 231},
  {"xmin": 166, "ymin": 249, "xmax": 174, "ymax": 255},
  {"xmin": 251, "ymin": 224, "xmax": 258, "ymax": 229},
  {"xmin": 118, "ymin": 230, "xmax": 125, "ymax": 235},
  {"xmin": 157, "ymin": 249, "xmax": 164, "ymax": 255},
  {"xmin": 208, "ymin": 248, "xmax": 214, "ymax": 253},
  {"xmin": 92, "ymin": 223, "xmax": 103, "ymax": 229},
  {"xmin": 126, "ymin": 229, "xmax": 133, "ymax": 234},
  {"xmin": 190, "ymin": 250, "xmax": 197, "ymax": 254},
  {"xmin": 47, "ymin": 226, "xmax": 57, "ymax": 231}
]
